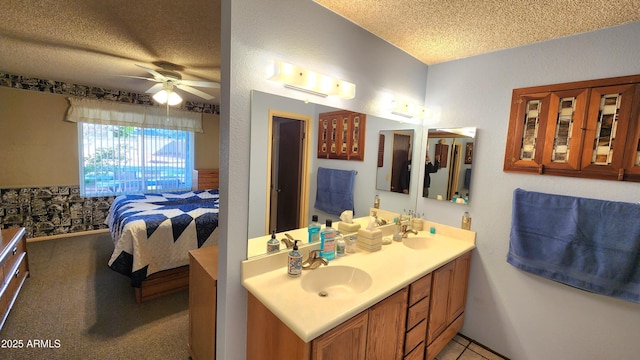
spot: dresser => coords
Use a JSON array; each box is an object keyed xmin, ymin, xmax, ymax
[
  {"xmin": 0, "ymin": 227, "xmax": 30, "ymax": 329},
  {"xmin": 188, "ymin": 245, "xmax": 218, "ymax": 360}
]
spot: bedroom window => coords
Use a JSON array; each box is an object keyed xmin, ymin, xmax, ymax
[
  {"xmin": 79, "ymin": 123, "xmax": 194, "ymax": 197},
  {"xmin": 65, "ymin": 97, "xmax": 203, "ymax": 197}
]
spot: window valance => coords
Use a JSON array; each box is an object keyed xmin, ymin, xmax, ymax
[{"xmin": 65, "ymin": 97, "xmax": 203, "ymax": 133}]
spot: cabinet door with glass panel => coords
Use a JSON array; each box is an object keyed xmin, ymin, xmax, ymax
[{"xmin": 504, "ymin": 74, "xmax": 640, "ymax": 182}]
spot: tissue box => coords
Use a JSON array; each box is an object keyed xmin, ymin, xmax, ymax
[
  {"xmin": 357, "ymin": 228, "xmax": 382, "ymax": 252},
  {"xmin": 338, "ymin": 222, "xmax": 361, "ymax": 234}
]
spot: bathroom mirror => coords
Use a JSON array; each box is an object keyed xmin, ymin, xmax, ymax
[
  {"xmin": 375, "ymin": 129, "xmax": 415, "ymax": 194},
  {"xmin": 248, "ymin": 90, "xmax": 424, "ymax": 258},
  {"xmin": 423, "ymin": 127, "xmax": 476, "ymax": 204}
]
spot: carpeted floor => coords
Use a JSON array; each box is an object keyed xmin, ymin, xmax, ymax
[{"xmin": 0, "ymin": 232, "xmax": 190, "ymax": 360}]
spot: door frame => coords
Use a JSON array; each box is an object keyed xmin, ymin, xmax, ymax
[{"xmin": 265, "ymin": 109, "xmax": 312, "ymax": 234}]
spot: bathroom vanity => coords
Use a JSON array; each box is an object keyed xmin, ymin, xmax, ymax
[{"xmin": 242, "ymin": 220, "xmax": 475, "ymax": 360}]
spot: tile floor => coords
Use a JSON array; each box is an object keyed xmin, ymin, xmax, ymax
[{"xmin": 435, "ymin": 334, "xmax": 509, "ymax": 360}]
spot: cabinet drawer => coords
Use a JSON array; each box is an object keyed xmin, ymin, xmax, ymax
[
  {"xmin": 404, "ymin": 341, "xmax": 425, "ymax": 360},
  {"xmin": 0, "ymin": 255, "xmax": 28, "ymax": 327},
  {"xmin": 409, "ymin": 273, "xmax": 432, "ymax": 305},
  {"xmin": 407, "ymin": 296, "xmax": 430, "ymax": 330},
  {"xmin": 2, "ymin": 239, "xmax": 26, "ymax": 285},
  {"xmin": 404, "ymin": 319, "xmax": 427, "ymax": 355}
]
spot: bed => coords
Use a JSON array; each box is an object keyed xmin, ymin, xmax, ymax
[{"xmin": 106, "ymin": 169, "xmax": 220, "ymax": 303}]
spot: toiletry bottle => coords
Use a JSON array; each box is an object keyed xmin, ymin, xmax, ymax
[
  {"xmin": 452, "ymin": 192, "xmax": 459, "ymax": 202},
  {"xmin": 320, "ymin": 219, "xmax": 337, "ymax": 261},
  {"xmin": 462, "ymin": 212, "xmax": 471, "ymax": 230},
  {"xmin": 393, "ymin": 217, "xmax": 402, "ymax": 242},
  {"xmin": 308, "ymin": 215, "xmax": 321, "ymax": 243},
  {"xmin": 336, "ymin": 234, "xmax": 346, "ymax": 257},
  {"xmin": 374, "ymin": 194, "xmax": 380, "ymax": 209},
  {"xmin": 266, "ymin": 230, "xmax": 280, "ymax": 254},
  {"xmin": 464, "ymin": 193, "xmax": 469, "ymax": 204},
  {"xmin": 287, "ymin": 240, "xmax": 302, "ymax": 277}
]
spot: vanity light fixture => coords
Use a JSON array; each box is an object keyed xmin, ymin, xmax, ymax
[
  {"xmin": 268, "ymin": 60, "xmax": 356, "ymax": 99},
  {"xmin": 391, "ymin": 99, "xmax": 426, "ymax": 119}
]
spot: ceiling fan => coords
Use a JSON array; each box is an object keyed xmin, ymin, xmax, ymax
[{"xmin": 125, "ymin": 63, "xmax": 219, "ymax": 105}]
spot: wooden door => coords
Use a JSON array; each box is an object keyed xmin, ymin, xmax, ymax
[
  {"xmin": 366, "ymin": 288, "xmax": 408, "ymax": 360},
  {"xmin": 311, "ymin": 311, "xmax": 368, "ymax": 360},
  {"xmin": 269, "ymin": 116, "xmax": 305, "ymax": 233}
]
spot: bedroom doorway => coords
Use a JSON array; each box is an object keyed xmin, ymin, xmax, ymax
[{"xmin": 266, "ymin": 111, "xmax": 312, "ymax": 234}]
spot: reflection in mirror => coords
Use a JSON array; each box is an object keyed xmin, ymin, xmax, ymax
[
  {"xmin": 423, "ymin": 127, "xmax": 476, "ymax": 204},
  {"xmin": 249, "ymin": 90, "xmax": 424, "ymax": 259},
  {"xmin": 376, "ymin": 129, "xmax": 414, "ymax": 194}
]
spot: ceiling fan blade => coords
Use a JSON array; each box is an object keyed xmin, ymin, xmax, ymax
[
  {"xmin": 117, "ymin": 75, "xmax": 158, "ymax": 82},
  {"xmin": 145, "ymin": 83, "xmax": 165, "ymax": 94},
  {"xmin": 135, "ymin": 64, "xmax": 166, "ymax": 81},
  {"xmin": 177, "ymin": 79, "xmax": 220, "ymax": 88},
  {"xmin": 176, "ymin": 84, "xmax": 215, "ymax": 100}
]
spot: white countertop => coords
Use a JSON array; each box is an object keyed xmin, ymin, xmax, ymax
[{"xmin": 242, "ymin": 220, "xmax": 476, "ymax": 342}]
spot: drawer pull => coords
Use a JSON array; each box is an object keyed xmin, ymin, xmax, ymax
[
  {"xmin": 15, "ymin": 269, "xmax": 20, "ymax": 278},
  {"xmin": 12, "ymin": 247, "xmax": 18, "ymax": 255}
]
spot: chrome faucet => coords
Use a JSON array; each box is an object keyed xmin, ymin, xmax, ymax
[
  {"xmin": 400, "ymin": 224, "xmax": 418, "ymax": 238},
  {"xmin": 280, "ymin": 233, "xmax": 297, "ymax": 249},
  {"xmin": 302, "ymin": 250, "xmax": 329, "ymax": 270}
]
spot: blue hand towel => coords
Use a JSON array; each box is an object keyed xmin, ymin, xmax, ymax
[
  {"xmin": 314, "ymin": 167, "xmax": 356, "ymax": 216},
  {"xmin": 507, "ymin": 188, "xmax": 640, "ymax": 303}
]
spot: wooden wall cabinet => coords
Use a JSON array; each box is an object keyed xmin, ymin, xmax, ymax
[
  {"xmin": 188, "ymin": 246, "xmax": 218, "ymax": 360},
  {"xmin": 504, "ymin": 74, "xmax": 640, "ymax": 182},
  {"xmin": 0, "ymin": 227, "xmax": 30, "ymax": 330},
  {"xmin": 318, "ymin": 110, "xmax": 366, "ymax": 161}
]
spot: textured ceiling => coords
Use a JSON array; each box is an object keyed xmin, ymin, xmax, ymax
[
  {"xmin": 315, "ymin": 0, "xmax": 640, "ymax": 65},
  {"xmin": 1, "ymin": 0, "xmax": 639, "ymax": 106},
  {"xmin": 0, "ymin": 0, "xmax": 220, "ymax": 103}
]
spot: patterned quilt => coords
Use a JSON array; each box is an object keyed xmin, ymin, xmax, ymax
[{"xmin": 106, "ymin": 190, "xmax": 219, "ymax": 287}]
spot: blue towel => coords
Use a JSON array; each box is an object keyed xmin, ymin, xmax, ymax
[
  {"xmin": 314, "ymin": 167, "xmax": 356, "ymax": 216},
  {"xmin": 507, "ymin": 188, "xmax": 640, "ymax": 303}
]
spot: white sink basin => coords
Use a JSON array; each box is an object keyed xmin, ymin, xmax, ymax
[
  {"xmin": 301, "ymin": 265, "xmax": 372, "ymax": 298},
  {"xmin": 403, "ymin": 237, "xmax": 432, "ymax": 250}
]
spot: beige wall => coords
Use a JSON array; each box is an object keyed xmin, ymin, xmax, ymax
[{"xmin": 0, "ymin": 86, "xmax": 219, "ymax": 187}]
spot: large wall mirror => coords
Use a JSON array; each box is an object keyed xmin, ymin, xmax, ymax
[
  {"xmin": 423, "ymin": 127, "xmax": 476, "ymax": 204},
  {"xmin": 376, "ymin": 129, "xmax": 415, "ymax": 194},
  {"xmin": 249, "ymin": 90, "xmax": 424, "ymax": 258}
]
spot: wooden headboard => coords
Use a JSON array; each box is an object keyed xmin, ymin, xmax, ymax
[{"xmin": 192, "ymin": 169, "xmax": 220, "ymax": 190}]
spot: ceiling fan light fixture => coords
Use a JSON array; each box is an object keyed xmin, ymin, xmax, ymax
[{"xmin": 152, "ymin": 89, "xmax": 183, "ymax": 106}]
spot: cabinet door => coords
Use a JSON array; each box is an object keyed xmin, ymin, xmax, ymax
[
  {"xmin": 504, "ymin": 92, "xmax": 552, "ymax": 173},
  {"xmin": 581, "ymin": 84, "xmax": 638, "ymax": 178},
  {"xmin": 312, "ymin": 311, "xmax": 368, "ymax": 360},
  {"xmin": 348, "ymin": 113, "xmax": 366, "ymax": 160},
  {"xmin": 366, "ymin": 288, "xmax": 408, "ymax": 360},
  {"xmin": 448, "ymin": 252, "xmax": 472, "ymax": 322},
  {"xmin": 540, "ymin": 89, "xmax": 589, "ymax": 171},
  {"xmin": 318, "ymin": 115, "xmax": 330, "ymax": 158},
  {"xmin": 427, "ymin": 262, "xmax": 454, "ymax": 345}
]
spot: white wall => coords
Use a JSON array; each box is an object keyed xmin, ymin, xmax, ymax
[
  {"xmin": 221, "ymin": 0, "xmax": 428, "ymax": 358},
  {"xmin": 418, "ymin": 22, "xmax": 640, "ymax": 359}
]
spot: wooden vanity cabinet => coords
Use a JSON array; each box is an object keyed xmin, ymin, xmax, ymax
[
  {"xmin": 247, "ymin": 288, "xmax": 407, "ymax": 360},
  {"xmin": 246, "ymin": 252, "xmax": 472, "ymax": 360},
  {"xmin": 426, "ymin": 251, "xmax": 472, "ymax": 360}
]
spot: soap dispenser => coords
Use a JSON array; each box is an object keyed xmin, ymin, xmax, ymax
[
  {"xmin": 266, "ymin": 230, "xmax": 280, "ymax": 254},
  {"xmin": 288, "ymin": 240, "xmax": 302, "ymax": 277}
]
